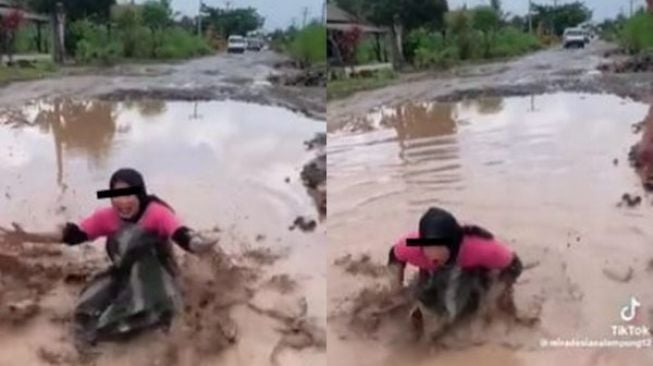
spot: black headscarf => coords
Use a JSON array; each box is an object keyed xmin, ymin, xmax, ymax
[
  {"xmin": 419, "ymin": 207, "xmax": 464, "ymax": 265},
  {"xmin": 109, "ymin": 168, "xmax": 173, "ymax": 223},
  {"xmin": 418, "ymin": 207, "xmax": 495, "ymax": 265}
]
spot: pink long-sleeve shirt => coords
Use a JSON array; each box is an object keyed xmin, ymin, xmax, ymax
[
  {"xmin": 393, "ymin": 231, "xmax": 513, "ymax": 271},
  {"xmin": 79, "ymin": 202, "xmax": 182, "ymax": 241}
]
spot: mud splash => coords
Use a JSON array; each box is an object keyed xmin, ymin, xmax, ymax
[
  {"xmin": 301, "ymin": 133, "xmax": 327, "ymax": 218},
  {"xmin": 0, "ymin": 99, "xmax": 326, "ymax": 366},
  {"xmin": 328, "ymin": 93, "xmax": 653, "ymax": 366}
]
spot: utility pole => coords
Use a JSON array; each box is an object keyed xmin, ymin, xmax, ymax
[
  {"xmin": 322, "ymin": 0, "xmax": 326, "ymax": 24},
  {"xmin": 528, "ymin": 0, "xmax": 533, "ymax": 33},
  {"xmin": 197, "ymin": 0, "xmax": 202, "ymax": 36},
  {"xmin": 302, "ymin": 7, "xmax": 309, "ymax": 27},
  {"xmin": 630, "ymin": 0, "xmax": 634, "ymax": 17}
]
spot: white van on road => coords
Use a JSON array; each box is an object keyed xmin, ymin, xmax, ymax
[
  {"xmin": 227, "ymin": 35, "xmax": 246, "ymax": 54},
  {"xmin": 563, "ymin": 28, "xmax": 588, "ymax": 49}
]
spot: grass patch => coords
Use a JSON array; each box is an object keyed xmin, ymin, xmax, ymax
[
  {"xmin": 620, "ymin": 11, "xmax": 653, "ymax": 54},
  {"xmin": 327, "ymin": 70, "xmax": 396, "ymax": 100},
  {"xmin": 0, "ymin": 60, "xmax": 58, "ymax": 84},
  {"xmin": 288, "ymin": 23, "xmax": 326, "ymax": 67}
]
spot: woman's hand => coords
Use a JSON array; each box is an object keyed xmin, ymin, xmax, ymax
[{"xmin": 188, "ymin": 231, "xmax": 219, "ymax": 254}]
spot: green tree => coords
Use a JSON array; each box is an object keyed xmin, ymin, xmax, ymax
[
  {"xmin": 142, "ymin": 0, "xmax": 172, "ymax": 57},
  {"xmin": 491, "ymin": 0, "xmax": 501, "ymax": 13},
  {"xmin": 28, "ymin": 0, "xmax": 116, "ymax": 22},
  {"xmin": 335, "ymin": 0, "xmax": 448, "ymax": 64},
  {"xmin": 200, "ymin": 5, "xmax": 264, "ymax": 37},
  {"xmin": 473, "ymin": 6, "xmax": 500, "ymax": 57},
  {"xmin": 111, "ymin": 4, "xmax": 142, "ymax": 57},
  {"xmin": 509, "ymin": 15, "xmax": 527, "ymax": 31},
  {"xmin": 531, "ymin": 1, "xmax": 592, "ymax": 36},
  {"xmin": 446, "ymin": 9, "xmax": 473, "ymax": 60}
]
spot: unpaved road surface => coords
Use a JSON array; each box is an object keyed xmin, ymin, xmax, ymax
[
  {"xmin": 0, "ymin": 50, "xmax": 325, "ymax": 120},
  {"xmin": 328, "ymin": 41, "xmax": 653, "ymax": 366},
  {"xmin": 328, "ymin": 40, "xmax": 653, "ymax": 128}
]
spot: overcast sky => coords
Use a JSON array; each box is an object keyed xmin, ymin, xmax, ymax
[
  {"xmin": 448, "ymin": 0, "xmax": 648, "ymax": 21},
  {"xmin": 125, "ymin": 1, "xmax": 644, "ymax": 29},
  {"xmin": 163, "ymin": 0, "xmax": 324, "ymax": 31}
]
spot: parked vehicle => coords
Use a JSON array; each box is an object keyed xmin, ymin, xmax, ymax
[
  {"xmin": 227, "ymin": 35, "xmax": 246, "ymax": 53},
  {"xmin": 247, "ymin": 36, "xmax": 263, "ymax": 51},
  {"xmin": 563, "ymin": 28, "xmax": 586, "ymax": 49}
]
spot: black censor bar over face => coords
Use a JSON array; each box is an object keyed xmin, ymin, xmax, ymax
[
  {"xmin": 406, "ymin": 238, "xmax": 445, "ymax": 247},
  {"xmin": 96, "ymin": 186, "xmax": 144, "ymax": 199}
]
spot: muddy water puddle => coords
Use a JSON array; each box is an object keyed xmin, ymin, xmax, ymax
[
  {"xmin": 328, "ymin": 93, "xmax": 653, "ymax": 366},
  {"xmin": 0, "ymin": 99, "xmax": 325, "ymax": 366}
]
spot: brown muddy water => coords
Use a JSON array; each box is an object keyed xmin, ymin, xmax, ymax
[
  {"xmin": 0, "ymin": 99, "xmax": 325, "ymax": 366},
  {"xmin": 327, "ymin": 93, "xmax": 653, "ymax": 366}
]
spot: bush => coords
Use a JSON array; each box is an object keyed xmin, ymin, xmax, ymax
[
  {"xmin": 407, "ymin": 29, "xmax": 459, "ymax": 68},
  {"xmin": 71, "ymin": 17, "xmax": 211, "ymax": 63},
  {"xmin": 289, "ymin": 23, "xmax": 326, "ymax": 66},
  {"xmin": 414, "ymin": 45, "xmax": 458, "ymax": 69},
  {"xmin": 620, "ymin": 12, "xmax": 653, "ymax": 53},
  {"xmin": 156, "ymin": 27, "xmax": 211, "ymax": 59},
  {"xmin": 356, "ymin": 38, "xmax": 378, "ymax": 64},
  {"xmin": 406, "ymin": 7, "xmax": 542, "ymax": 69},
  {"xmin": 70, "ymin": 20, "xmax": 122, "ymax": 64},
  {"xmin": 491, "ymin": 27, "xmax": 541, "ymax": 58}
]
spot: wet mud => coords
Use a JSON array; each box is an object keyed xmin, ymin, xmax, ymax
[
  {"xmin": 333, "ymin": 254, "xmax": 391, "ymax": 278},
  {"xmin": 629, "ymin": 104, "xmax": 653, "ymax": 190},
  {"xmin": 268, "ymin": 66, "xmax": 327, "ymax": 88},
  {"xmin": 301, "ymin": 133, "xmax": 327, "ymax": 218},
  {"xmin": 328, "ymin": 92, "xmax": 653, "ymax": 365},
  {"xmin": 599, "ymin": 52, "xmax": 653, "ymax": 73},
  {"xmin": 0, "ymin": 51, "xmax": 326, "ymax": 121},
  {"xmin": 289, "ymin": 216, "xmax": 318, "ymax": 232}
]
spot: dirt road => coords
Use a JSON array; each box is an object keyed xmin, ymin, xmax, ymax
[
  {"xmin": 0, "ymin": 50, "xmax": 325, "ymax": 120},
  {"xmin": 328, "ymin": 40, "xmax": 653, "ymax": 128},
  {"xmin": 327, "ymin": 42, "xmax": 653, "ymax": 366}
]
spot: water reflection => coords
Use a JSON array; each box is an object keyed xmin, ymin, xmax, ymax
[
  {"xmin": 475, "ymin": 96, "xmax": 504, "ymax": 115},
  {"xmin": 0, "ymin": 100, "xmax": 322, "ymax": 232},
  {"xmin": 122, "ymin": 99, "xmax": 167, "ymax": 117},
  {"xmin": 33, "ymin": 100, "xmax": 117, "ymax": 186}
]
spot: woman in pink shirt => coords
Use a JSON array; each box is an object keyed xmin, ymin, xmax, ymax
[
  {"xmin": 388, "ymin": 207, "xmax": 522, "ymax": 336},
  {"xmin": 1, "ymin": 168, "xmax": 216, "ymax": 348},
  {"xmin": 388, "ymin": 207, "xmax": 521, "ymax": 286}
]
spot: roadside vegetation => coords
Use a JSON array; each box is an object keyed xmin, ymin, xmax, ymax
[
  {"xmin": 619, "ymin": 11, "xmax": 653, "ymax": 53},
  {"xmin": 404, "ymin": 7, "xmax": 541, "ymax": 70},
  {"xmin": 598, "ymin": 6, "xmax": 653, "ymax": 54},
  {"xmin": 327, "ymin": 69, "xmax": 395, "ymax": 100},
  {"xmin": 271, "ymin": 22, "xmax": 327, "ymax": 67},
  {"xmin": 23, "ymin": 0, "xmax": 266, "ymax": 65},
  {"xmin": 328, "ymin": 0, "xmax": 591, "ymax": 100},
  {"xmin": 334, "ymin": 0, "xmax": 591, "ymax": 72},
  {"xmin": 0, "ymin": 0, "xmax": 267, "ymax": 83}
]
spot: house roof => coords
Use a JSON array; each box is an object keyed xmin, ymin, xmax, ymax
[
  {"xmin": 326, "ymin": 3, "xmax": 387, "ymax": 33},
  {"xmin": 327, "ymin": 3, "xmax": 358, "ymax": 23}
]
